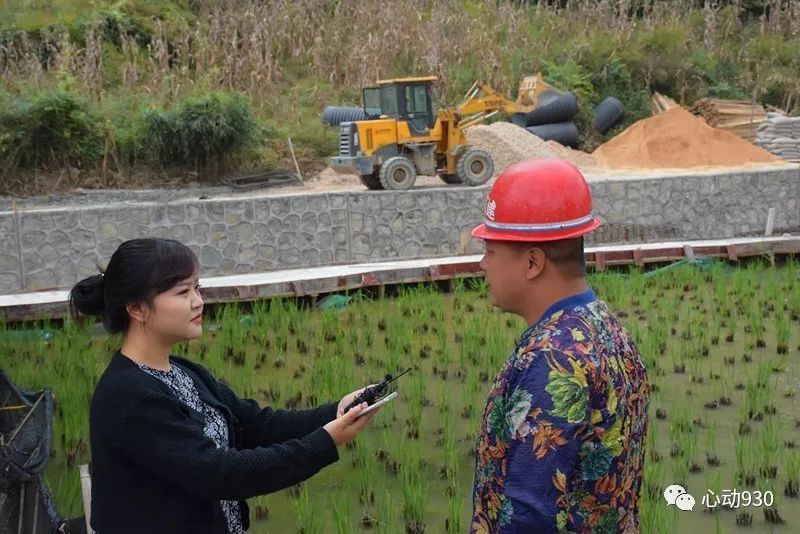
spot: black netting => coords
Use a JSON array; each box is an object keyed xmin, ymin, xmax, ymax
[
  {"xmin": 0, "ymin": 371, "xmax": 86, "ymax": 533},
  {"xmin": 1, "ymin": 371, "xmax": 53, "ymax": 489},
  {"xmin": 0, "ymin": 476, "xmax": 64, "ymax": 533}
]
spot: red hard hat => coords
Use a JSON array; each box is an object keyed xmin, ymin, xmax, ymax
[{"xmin": 471, "ymin": 159, "xmax": 601, "ymax": 242}]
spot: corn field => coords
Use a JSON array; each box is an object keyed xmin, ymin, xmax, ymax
[
  {"xmin": 2, "ymin": 0, "xmax": 800, "ymax": 194},
  {"xmin": 2, "ymin": 0, "xmax": 800, "ymax": 110}
]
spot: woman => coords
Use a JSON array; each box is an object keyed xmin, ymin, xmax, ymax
[{"xmin": 70, "ymin": 238, "xmax": 377, "ymax": 533}]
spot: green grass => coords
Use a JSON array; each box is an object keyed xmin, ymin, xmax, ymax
[{"xmin": 2, "ymin": 260, "xmax": 799, "ymax": 532}]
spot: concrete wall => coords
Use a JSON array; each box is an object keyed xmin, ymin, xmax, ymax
[{"xmin": 1, "ymin": 166, "xmax": 797, "ymax": 294}]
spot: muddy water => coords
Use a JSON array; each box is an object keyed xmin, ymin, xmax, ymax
[{"xmin": 5, "ymin": 265, "xmax": 799, "ymax": 533}]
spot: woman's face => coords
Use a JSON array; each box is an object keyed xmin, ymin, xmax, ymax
[{"xmin": 145, "ymin": 274, "xmax": 204, "ymax": 344}]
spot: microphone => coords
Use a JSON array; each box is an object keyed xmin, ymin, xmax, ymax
[{"xmin": 342, "ymin": 367, "xmax": 412, "ymax": 413}]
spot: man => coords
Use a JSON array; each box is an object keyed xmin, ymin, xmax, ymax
[{"xmin": 470, "ymin": 159, "xmax": 649, "ymax": 533}]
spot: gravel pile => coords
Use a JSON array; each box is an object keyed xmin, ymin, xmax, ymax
[{"xmin": 464, "ymin": 122, "xmax": 594, "ymax": 175}]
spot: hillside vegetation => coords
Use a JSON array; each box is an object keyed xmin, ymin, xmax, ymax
[{"xmin": 1, "ymin": 0, "xmax": 799, "ymax": 194}]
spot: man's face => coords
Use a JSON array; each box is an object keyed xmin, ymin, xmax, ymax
[{"xmin": 479, "ymin": 240, "xmax": 530, "ymax": 313}]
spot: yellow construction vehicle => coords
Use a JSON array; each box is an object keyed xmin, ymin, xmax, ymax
[{"xmin": 329, "ymin": 75, "xmax": 549, "ymax": 190}]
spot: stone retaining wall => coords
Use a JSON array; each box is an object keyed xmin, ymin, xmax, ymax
[{"xmin": 1, "ymin": 166, "xmax": 797, "ymax": 294}]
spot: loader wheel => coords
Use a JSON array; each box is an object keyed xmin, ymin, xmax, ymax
[
  {"xmin": 457, "ymin": 148, "xmax": 494, "ymax": 186},
  {"xmin": 379, "ymin": 156, "xmax": 417, "ymax": 190},
  {"xmin": 359, "ymin": 170, "xmax": 384, "ymax": 190},
  {"xmin": 439, "ymin": 173, "xmax": 464, "ymax": 185}
]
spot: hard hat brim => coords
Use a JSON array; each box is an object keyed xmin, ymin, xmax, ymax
[{"xmin": 470, "ymin": 218, "xmax": 601, "ymax": 242}]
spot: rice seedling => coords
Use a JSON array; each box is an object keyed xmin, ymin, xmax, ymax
[
  {"xmin": 734, "ymin": 433, "xmax": 758, "ymax": 487},
  {"xmin": 775, "ymin": 310, "xmax": 791, "ymax": 354},
  {"xmin": 788, "ymin": 288, "xmax": 800, "ymax": 322},
  {"xmin": 379, "ymin": 427, "xmax": 401, "ymax": 476},
  {"xmin": 747, "ymin": 303, "xmax": 766, "ymax": 348},
  {"xmin": 685, "ymin": 430, "xmax": 702, "ymax": 474},
  {"xmin": 354, "ymin": 435, "xmax": 378, "ymax": 505},
  {"xmin": 641, "ymin": 453, "xmax": 674, "ymax": 533},
  {"xmin": 785, "ymin": 451, "xmax": 800, "ymax": 497},
  {"xmin": 5, "ymin": 261, "xmax": 800, "ymax": 532},
  {"xmin": 705, "ymin": 421, "xmax": 720, "ymax": 467},
  {"xmin": 760, "ymin": 418, "xmax": 781, "ymax": 479},
  {"xmin": 445, "ymin": 493, "xmax": 461, "ymax": 533},
  {"xmin": 461, "ymin": 368, "xmax": 482, "ymax": 421},
  {"xmin": 251, "ymin": 494, "xmax": 270, "ymax": 521},
  {"xmin": 401, "ymin": 458, "xmax": 428, "ymax": 533},
  {"xmin": 724, "ymin": 310, "xmax": 739, "ymax": 343},
  {"xmin": 330, "ymin": 490, "xmax": 351, "ymax": 534},
  {"xmin": 376, "ymin": 489, "xmax": 400, "ymax": 534},
  {"xmin": 292, "ymin": 484, "xmax": 321, "ymax": 534},
  {"xmin": 705, "ymin": 471, "xmax": 721, "ymax": 513},
  {"xmin": 744, "ymin": 382, "xmax": 764, "ymax": 422},
  {"xmin": 441, "ymin": 411, "xmax": 458, "ymax": 482},
  {"xmin": 406, "ymin": 369, "xmax": 426, "ymax": 439},
  {"xmin": 671, "ymin": 453, "xmax": 690, "ymax": 489}
]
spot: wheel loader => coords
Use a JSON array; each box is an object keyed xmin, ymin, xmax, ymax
[{"xmin": 329, "ymin": 74, "xmax": 552, "ymax": 190}]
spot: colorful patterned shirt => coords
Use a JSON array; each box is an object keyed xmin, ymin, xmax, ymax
[{"xmin": 472, "ymin": 290, "xmax": 649, "ymax": 533}]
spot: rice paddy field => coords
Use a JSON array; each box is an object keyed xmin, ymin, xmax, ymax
[{"xmin": 2, "ymin": 259, "xmax": 800, "ymax": 533}]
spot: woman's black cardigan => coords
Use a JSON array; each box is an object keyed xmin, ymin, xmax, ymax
[{"xmin": 89, "ymin": 351, "xmax": 339, "ymax": 533}]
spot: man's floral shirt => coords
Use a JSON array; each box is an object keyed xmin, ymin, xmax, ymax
[{"xmin": 472, "ymin": 290, "xmax": 650, "ymax": 533}]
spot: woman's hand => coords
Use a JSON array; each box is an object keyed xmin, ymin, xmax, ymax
[
  {"xmin": 337, "ymin": 385, "xmax": 377, "ymax": 417},
  {"xmin": 323, "ymin": 402, "xmax": 379, "ymax": 446}
]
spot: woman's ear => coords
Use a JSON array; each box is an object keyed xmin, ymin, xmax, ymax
[{"xmin": 126, "ymin": 302, "xmax": 148, "ymax": 324}]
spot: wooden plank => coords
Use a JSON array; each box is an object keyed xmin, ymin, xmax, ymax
[
  {"xmin": 765, "ymin": 207, "xmax": 776, "ymax": 236},
  {"xmin": 595, "ymin": 252, "xmax": 607, "ymax": 272},
  {"xmin": 3, "ymin": 236, "xmax": 800, "ymax": 323},
  {"xmin": 80, "ymin": 464, "xmax": 94, "ymax": 534},
  {"xmin": 290, "ymin": 281, "xmax": 306, "ymax": 297},
  {"xmin": 361, "ymin": 273, "xmax": 380, "ymax": 286}
]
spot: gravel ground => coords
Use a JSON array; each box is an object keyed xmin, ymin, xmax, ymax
[
  {"xmin": 0, "ymin": 170, "xmax": 469, "ymax": 211},
  {"xmin": 3, "ymin": 120, "xmax": 794, "ymax": 211}
]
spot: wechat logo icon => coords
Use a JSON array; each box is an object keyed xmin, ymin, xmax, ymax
[{"xmin": 664, "ymin": 484, "xmax": 695, "ymax": 511}]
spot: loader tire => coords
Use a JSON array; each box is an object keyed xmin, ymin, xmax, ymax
[
  {"xmin": 359, "ymin": 171, "xmax": 384, "ymax": 190},
  {"xmin": 379, "ymin": 157, "xmax": 417, "ymax": 190},
  {"xmin": 456, "ymin": 148, "xmax": 494, "ymax": 186},
  {"xmin": 438, "ymin": 173, "xmax": 464, "ymax": 185}
]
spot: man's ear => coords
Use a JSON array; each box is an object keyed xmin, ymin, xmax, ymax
[
  {"xmin": 525, "ymin": 247, "xmax": 547, "ymax": 280},
  {"xmin": 126, "ymin": 302, "xmax": 148, "ymax": 324}
]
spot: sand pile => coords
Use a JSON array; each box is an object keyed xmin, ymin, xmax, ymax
[
  {"xmin": 546, "ymin": 140, "xmax": 597, "ymax": 170},
  {"xmin": 464, "ymin": 122, "xmax": 595, "ymax": 174},
  {"xmin": 593, "ymin": 107, "xmax": 783, "ymax": 169}
]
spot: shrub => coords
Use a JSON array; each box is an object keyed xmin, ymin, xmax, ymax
[
  {"xmin": 144, "ymin": 91, "xmax": 260, "ymax": 175},
  {"xmin": 0, "ymin": 88, "xmax": 104, "ymax": 176}
]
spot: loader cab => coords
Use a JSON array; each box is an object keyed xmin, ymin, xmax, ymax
[{"xmin": 363, "ymin": 76, "xmax": 437, "ymax": 135}]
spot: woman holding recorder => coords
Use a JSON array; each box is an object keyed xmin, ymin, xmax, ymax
[{"xmin": 69, "ymin": 237, "xmax": 379, "ymax": 533}]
